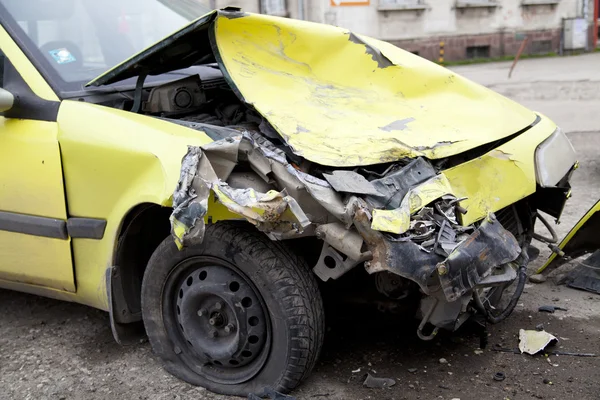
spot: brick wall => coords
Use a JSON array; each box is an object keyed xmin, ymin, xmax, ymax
[{"xmin": 389, "ymin": 29, "xmax": 561, "ymax": 62}]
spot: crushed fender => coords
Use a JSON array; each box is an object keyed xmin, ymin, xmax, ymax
[
  {"xmin": 170, "ymin": 126, "xmax": 350, "ymax": 248},
  {"xmin": 170, "ymin": 123, "xmax": 525, "ymax": 335},
  {"xmin": 172, "ymin": 137, "xmax": 522, "ymax": 301}
]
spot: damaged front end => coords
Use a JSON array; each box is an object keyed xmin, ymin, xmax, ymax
[
  {"xmin": 170, "ymin": 125, "xmax": 530, "ymax": 338},
  {"xmin": 83, "ymin": 9, "xmax": 570, "ymax": 339}
]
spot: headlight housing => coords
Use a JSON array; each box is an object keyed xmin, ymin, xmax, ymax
[{"xmin": 535, "ymin": 127, "xmax": 577, "ymax": 187}]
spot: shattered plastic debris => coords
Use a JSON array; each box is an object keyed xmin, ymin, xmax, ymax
[
  {"xmin": 438, "ymin": 214, "xmax": 521, "ymax": 302},
  {"xmin": 362, "ymin": 373, "xmax": 396, "ymax": 389},
  {"xmin": 538, "ymin": 305, "xmax": 568, "ymax": 313},
  {"xmin": 564, "ymin": 249, "xmax": 600, "ymax": 295},
  {"xmin": 518, "ymin": 329, "xmax": 558, "ymax": 355}
]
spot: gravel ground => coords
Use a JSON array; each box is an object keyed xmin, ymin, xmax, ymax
[{"xmin": 2, "ymin": 53, "xmax": 600, "ymax": 400}]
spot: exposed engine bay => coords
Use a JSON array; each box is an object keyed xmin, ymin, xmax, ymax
[{"xmin": 129, "ymin": 69, "xmax": 549, "ymax": 339}]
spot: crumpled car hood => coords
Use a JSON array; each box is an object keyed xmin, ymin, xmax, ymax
[{"xmin": 89, "ymin": 9, "xmax": 536, "ymax": 167}]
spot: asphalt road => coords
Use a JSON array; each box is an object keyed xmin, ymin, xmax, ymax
[{"xmin": 2, "ymin": 53, "xmax": 600, "ymax": 400}]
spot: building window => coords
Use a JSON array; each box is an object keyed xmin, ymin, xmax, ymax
[
  {"xmin": 261, "ymin": 0, "xmax": 288, "ymax": 16},
  {"xmin": 455, "ymin": 0, "xmax": 498, "ymax": 8},
  {"xmin": 466, "ymin": 45, "xmax": 490, "ymax": 58},
  {"xmin": 378, "ymin": 0, "xmax": 427, "ymax": 11}
]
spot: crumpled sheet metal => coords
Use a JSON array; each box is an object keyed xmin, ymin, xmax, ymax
[
  {"xmin": 437, "ymin": 214, "xmax": 521, "ymax": 302},
  {"xmin": 170, "ymin": 131, "xmax": 349, "ymax": 248},
  {"xmin": 371, "ymin": 174, "xmax": 454, "ymax": 234},
  {"xmin": 171, "ymin": 147, "xmax": 209, "ymax": 249},
  {"xmin": 212, "ymin": 184, "xmax": 309, "ymax": 233},
  {"xmin": 213, "ymin": 12, "xmax": 536, "ymax": 167}
]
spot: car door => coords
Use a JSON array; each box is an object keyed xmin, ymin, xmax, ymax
[{"xmin": 0, "ymin": 29, "xmax": 74, "ymax": 292}]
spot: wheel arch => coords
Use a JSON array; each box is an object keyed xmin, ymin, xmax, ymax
[{"xmin": 108, "ymin": 202, "xmax": 172, "ymax": 344}]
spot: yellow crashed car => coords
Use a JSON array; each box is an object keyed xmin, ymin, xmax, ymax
[{"xmin": 0, "ymin": 0, "xmax": 578, "ymax": 396}]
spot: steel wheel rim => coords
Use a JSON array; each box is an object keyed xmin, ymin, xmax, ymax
[{"xmin": 162, "ymin": 255, "xmax": 271, "ymax": 384}]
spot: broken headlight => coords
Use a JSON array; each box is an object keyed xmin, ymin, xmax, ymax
[{"xmin": 534, "ymin": 127, "xmax": 577, "ymax": 187}]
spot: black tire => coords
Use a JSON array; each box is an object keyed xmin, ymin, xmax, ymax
[{"xmin": 141, "ymin": 222, "xmax": 324, "ymax": 396}]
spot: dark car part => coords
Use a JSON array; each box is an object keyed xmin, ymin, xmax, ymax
[
  {"xmin": 563, "ymin": 250, "xmax": 600, "ymax": 294},
  {"xmin": 493, "ymin": 372, "xmax": 506, "ymax": 382},
  {"xmin": 538, "ymin": 305, "xmax": 568, "ymax": 313},
  {"xmin": 141, "ymin": 222, "xmax": 324, "ymax": 396},
  {"xmin": 143, "ymin": 75, "xmax": 206, "ymax": 115},
  {"xmin": 472, "ymin": 246, "xmax": 529, "ymax": 324}
]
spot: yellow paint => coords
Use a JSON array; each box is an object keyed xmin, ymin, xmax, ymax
[
  {"xmin": 213, "ymin": 13, "xmax": 535, "ymax": 167},
  {"xmin": 0, "ymin": 118, "xmax": 74, "ymax": 291},
  {"xmin": 444, "ymin": 115, "xmax": 557, "ymax": 226},
  {"xmin": 0, "ymin": 232, "xmax": 73, "ymax": 290},
  {"xmin": 0, "ymin": 25, "xmax": 58, "ymax": 102},
  {"xmin": 56, "ymin": 101, "xmax": 213, "ymax": 309},
  {"xmin": 0, "ymin": 10, "xmax": 566, "ymax": 313},
  {"xmin": 372, "ymin": 174, "xmax": 454, "ymax": 234},
  {"xmin": 538, "ymin": 199, "xmax": 600, "ymax": 273},
  {"xmin": 371, "ymin": 115, "xmax": 558, "ymax": 232},
  {"xmin": 212, "ymin": 186, "xmax": 308, "ymax": 227}
]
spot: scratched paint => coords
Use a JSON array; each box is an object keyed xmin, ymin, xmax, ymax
[{"xmin": 213, "ymin": 12, "xmax": 536, "ymax": 166}]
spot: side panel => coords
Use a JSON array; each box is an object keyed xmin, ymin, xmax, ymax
[
  {"xmin": 0, "ymin": 49, "xmax": 73, "ymax": 290},
  {"xmin": 56, "ymin": 101, "xmax": 211, "ymax": 310},
  {"xmin": 0, "ymin": 121, "xmax": 73, "ymax": 290},
  {"xmin": 538, "ymin": 199, "xmax": 600, "ymax": 273}
]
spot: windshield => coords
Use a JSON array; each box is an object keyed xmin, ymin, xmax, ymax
[{"xmin": 0, "ymin": 0, "xmax": 212, "ymax": 91}]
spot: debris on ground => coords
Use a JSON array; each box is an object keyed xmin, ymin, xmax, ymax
[
  {"xmin": 538, "ymin": 305, "xmax": 568, "ymax": 313},
  {"xmin": 547, "ymin": 357, "xmax": 559, "ymax": 367},
  {"xmin": 248, "ymin": 388, "xmax": 297, "ymax": 400},
  {"xmin": 535, "ymin": 323, "xmax": 544, "ymax": 331},
  {"xmin": 563, "ymin": 250, "xmax": 600, "ymax": 295},
  {"xmin": 529, "ymin": 274, "xmax": 547, "ymax": 284},
  {"xmin": 439, "ymin": 358, "xmax": 448, "ymax": 364},
  {"xmin": 408, "ymin": 368, "xmax": 418, "ymax": 373},
  {"xmin": 362, "ymin": 373, "xmax": 396, "ymax": 389},
  {"xmin": 493, "ymin": 372, "xmax": 506, "ymax": 381},
  {"xmin": 518, "ymin": 329, "xmax": 558, "ymax": 355},
  {"xmin": 493, "ymin": 346, "xmax": 597, "ymax": 357},
  {"xmin": 352, "ymin": 368, "xmax": 361, "ymax": 373}
]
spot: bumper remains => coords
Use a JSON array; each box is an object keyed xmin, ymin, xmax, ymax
[{"xmin": 170, "ymin": 127, "xmax": 525, "ymax": 334}]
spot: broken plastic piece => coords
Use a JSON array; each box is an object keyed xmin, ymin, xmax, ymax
[
  {"xmin": 367, "ymin": 157, "xmax": 436, "ymax": 210},
  {"xmin": 362, "ymin": 373, "xmax": 396, "ymax": 389},
  {"xmin": 438, "ymin": 214, "xmax": 521, "ymax": 302},
  {"xmin": 538, "ymin": 305, "xmax": 567, "ymax": 313},
  {"xmin": 564, "ymin": 250, "xmax": 600, "ymax": 295},
  {"xmin": 518, "ymin": 329, "xmax": 558, "ymax": 355}
]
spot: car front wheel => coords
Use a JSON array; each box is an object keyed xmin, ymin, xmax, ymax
[{"xmin": 141, "ymin": 222, "xmax": 324, "ymax": 396}]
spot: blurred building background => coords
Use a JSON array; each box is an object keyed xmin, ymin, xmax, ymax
[{"xmin": 198, "ymin": 0, "xmax": 599, "ymax": 61}]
